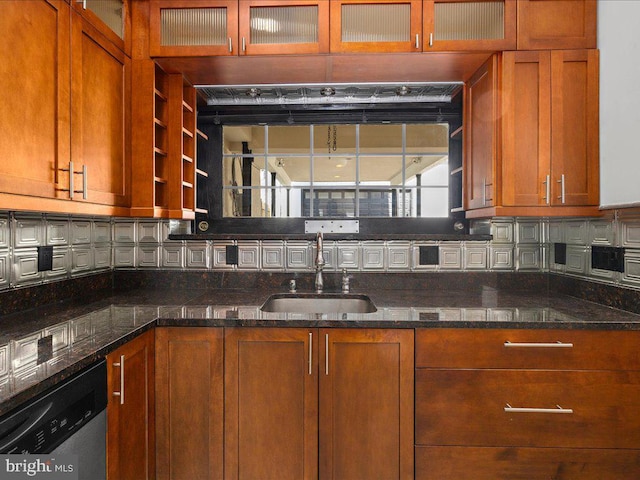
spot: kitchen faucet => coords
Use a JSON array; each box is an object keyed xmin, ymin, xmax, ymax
[{"xmin": 315, "ymin": 231, "xmax": 325, "ymax": 293}]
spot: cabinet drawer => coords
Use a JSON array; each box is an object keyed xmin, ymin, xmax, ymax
[
  {"xmin": 415, "ymin": 369, "xmax": 640, "ymax": 449},
  {"xmin": 415, "ymin": 328, "xmax": 640, "ymax": 370},
  {"xmin": 416, "ymin": 446, "xmax": 640, "ymax": 480}
]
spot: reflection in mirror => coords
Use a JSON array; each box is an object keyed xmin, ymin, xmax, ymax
[{"xmin": 222, "ymin": 123, "xmax": 448, "ymax": 218}]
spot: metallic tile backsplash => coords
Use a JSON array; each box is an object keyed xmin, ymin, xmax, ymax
[{"xmin": 2, "ymin": 211, "xmax": 640, "ymax": 291}]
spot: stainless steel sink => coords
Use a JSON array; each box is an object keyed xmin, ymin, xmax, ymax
[{"xmin": 260, "ymin": 293, "xmax": 377, "ymax": 314}]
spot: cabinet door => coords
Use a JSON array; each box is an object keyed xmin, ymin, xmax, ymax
[
  {"xmin": 156, "ymin": 328, "xmax": 224, "ymax": 480},
  {"xmin": 330, "ymin": 0, "xmax": 423, "ymax": 53},
  {"xmin": 517, "ymin": 0, "xmax": 597, "ymax": 50},
  {"xmin": 72, "ymin": 0, "xmax": 130, "ymax": 55},
  {"xmin": 415, "ymin": 368, "xmax": 640, "ymax": 449},
  {"xmin": 423, "ymin": 0, "xmax": 516, "ymax": 51},
  {"xmin": 225, "ymin": 328, "xmax": 318, "ymax": 480},
  {"xmin": 501, "ymin": 51, "xmax": 551, "ymax": 206},
  {"xmin": 464, "ymin": 54, "xmax": 499, "ymax": 210},
  {"xmin": 416, "ymin": 446, "xmax": 640, "ymax": 480},
  {"xmin": 149, "ymin": 0, "xmax": 239, "ymax": 56},
  {"xmin": 71, "ymin": 12, "xmax": 130, "ymax": 207},
  {"xmin": 550, "ymin": 49, "xmax": 599, "ymax": 206},
  {"xmin": 319, "ymin": 329, "xmax": 414, "ymax": 480},
  {"xmin": 107, "ymin": 330, "xmax": 155, "ymax": 480},
  {"xmin": 239, "ymin": 0, "xmax": 329, "ymax": 55},
  {"xmin": 0, "ymin": 0, "xmax": 70, "ymax": 202}
]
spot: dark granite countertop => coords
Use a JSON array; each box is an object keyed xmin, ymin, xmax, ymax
[{"xmin": 2, "ymin": 285, "xmax": 640, "ymax": 416}]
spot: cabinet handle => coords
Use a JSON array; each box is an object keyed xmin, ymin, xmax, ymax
[
  {"xmin": 482, "ymin": 177, "xmax": 486, "ymax": 206},
  {"xmin": 76, "ymin": 0, "xmax": 87, "ymax": 9},
  {"xmin": 543, "ymin": 174, "xmax": 550, "ymax": 204},
  {"xmin": 308, "ymin": 332, "xmax": 313, "ymax": 375},
  {"xmin": 429, "ymin": 32, "xmax": 433, "ymax": 47},
  {"xmin": 505, "ymin": 404, "xmax": 573, "ymax": 414},
  {"xmin": 242, "ymin": 37, "xmax": 246, "ymax": 53},
  {"xmin": 81, "ymin": 165, "xmax": 87, "ymax": 200},
  {"xmin": 557, "ymin": 174, "xmax": 565, "ymax": 204},
  {"xmin": 415, "ymin": 33, "xmax": 420, "ymax": 49},
  {"xmin": 228, "ymin": 37, "xmax": 233, "ymax": 53},
  {"xmin": 325, "ymin": 333, "xmax": 329, "ymax": 376},
  {"xmin": 504, "ymin": 341, "xmax": 573, "ymax": 348},
  {"xmin": 112, "ymin": 355, "xmax": 125, "ymax": 405},
  {"xmin": 59, "ymin": 162, "xmax": 87, "ymax": 199}
]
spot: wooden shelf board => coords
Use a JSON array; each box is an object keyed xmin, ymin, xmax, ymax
[
  {"xmin": 182, "ymin": 181, "xmax": 194, "ymax": 189},
  {"xmin": 196, "ymin": 169, "xmax": 209, "ymax": 177},
  {"xmin": 450, "ymin": 167, "xmax": 463, "ymax": 175},
  {"xmin": 154, "ymin": 88, "xmax": 168, "ymax": 102},
  {"xmin": 154, "ymin": 147, "xmax": 167, "ymax": 156},
  {"xmin": 182, "ymin": 100, "xmax": 194, "ymax": 113},
  {"xmin": 154, "ymin": 176, "xmax": 168, "ymax": 184},
  {"xmin": 182, "ymin": 127, "xmax": 194, "ymax": 138},
  {"xmin": 154, "ymin": 118, "xmax": 168, "ymax": 129},
  {"xmin": 197, "ymin": 129, "xmax": 209, "ymax": 140},
  {"xmin": 195, "ymin": 207, "xmax": 208, "ymax": 214},
  {"xmin": 182, "ymin": 154, "xmax": 194, "ymax": 163},
  {"xmin": 450, "ymin": 126, "xmax": 463, "ymax": 139}
]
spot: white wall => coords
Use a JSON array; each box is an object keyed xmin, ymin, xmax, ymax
[{"xmin": 599, "ymin": 0, "xmax": 640, "ymax": 208}]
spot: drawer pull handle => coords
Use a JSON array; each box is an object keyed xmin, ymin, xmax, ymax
[
  {"xmin": 505, "ymin": 404, "xmax": 573, "ymax": 414},
  {"xmin": 504, "ymin": 341, "xmax": 573, "ymax": 348}
]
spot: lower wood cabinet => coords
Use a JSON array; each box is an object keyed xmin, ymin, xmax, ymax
[
  {"xmin": 155, "ymin": 327, "xmax": 224, "ymax": 480},
  {"xmin": 415, "ymin": 328, "xmax": 640, "ymax": 479},
  {"xmin": 224, "ymin": 327, "xmax": 414, "ymax": 480},
  {"xmin": 107, "ymin": 330, "xmax": 155, "ymax": 480}
]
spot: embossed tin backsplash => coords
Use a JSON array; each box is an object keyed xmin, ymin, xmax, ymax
[{"xmin": 1, "ymin": 210, "xmax": 640, "ymax": 292}]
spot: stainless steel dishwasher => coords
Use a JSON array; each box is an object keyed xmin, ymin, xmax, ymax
[{"xmin": 0, "ymin": 360, "xmax": 107, "ymax": 480}]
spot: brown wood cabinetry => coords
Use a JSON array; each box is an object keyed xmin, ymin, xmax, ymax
[
  {"xmin": 71, "ymin": 10, "xmax": 130, "ymax": 208},
  {"xmin": 320, "ymin": 328, "xmax": 414, "ymax": 480},
  {"xmin": 225, "ymin": 328, "xmax": 318, "ymax": 480},
  {"xmin": 107, "ymin": 330, "xmax": 155, "ymax": 480},
  {"xmin": 464, "ymin": 53, "xmax": 500, "ymax": 211},
  {"xmin": 466, "ymin": 49, "xmax": 600, "ymax": 218},
  {"xmin": 423, "ymin": 0, "xmax": 516, "ymax": 51},
  {"xmin": 0, "ymin": 0, "xmax": 70, "ymax": 204},
  {"xmin": 517, "ymin": 0, "xmax": 597, "ymax": 50},
  {"xmin": 156, "ymin": 328, "xmax": 224, "ymax": 480},
  {"xmin": 150, "ymin": 0, "xmax": 328, "ymax": 56},
  {"xmin": 71, "ymin": 0, "xmax": 131, "ymax": 55},
  {"xmin": 415, "ymin": 328, "xmax": 640, "ymax": 479},
  {"xmin": 0, "ymin": 0, "xmax": 130, "ymax": 215},
  {"xmin": 224, "ymin": 327, "xmax": 413, "ymax": 480},
  {"xmin": 131, "ymin": 62, "xmax": 198, "ymax": 218}
]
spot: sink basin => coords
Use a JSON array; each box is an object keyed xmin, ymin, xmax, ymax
[{"xmin": 260, "ymin": 293, "xmax": 377, "ymax": 314}]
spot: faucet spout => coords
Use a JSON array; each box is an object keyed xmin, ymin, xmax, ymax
[{"xmin": 315, "ymin": 232, "xmax": 325, "ymax": 293}]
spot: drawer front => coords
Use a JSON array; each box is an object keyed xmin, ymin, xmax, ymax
[
  {"xmin": 416, "ymin": 328, "xmax": 640, "ymax": 370},
  {"xmin": 416, "ymin": 446, "xmax": 640, "ymax": 480},
  {"xmin": 415, "ymin": 369, "xmax": 640, "ymax": 449}
]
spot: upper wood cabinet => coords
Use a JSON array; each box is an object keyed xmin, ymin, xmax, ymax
[
  {"xmin": 330, "ymin": 0, "xmax": 423, "ymax": 53},
  {"xmin": 71, "ymin": 0, "xmax": 131, "ymax": 55},
  {"xmin": 150, "ymin": 0, "xmax": 328, "ymax": 56},
  {"xmin": 71, "ymin": 11, "xmax": 130, "ymax": 208},
  {"xmin": 423, "ymin": 0, "xmax": 516, "ymax": 51},
  {"xmin": 517, "ymin": 0, "xmax": 597, "ymax": 50},
  {"xmin": 0, "ymin": 0, "xmax": 70, "ymax": 204},
  {"xmin": 499, "ymin": 49, "xmax": 599, "ymax": 212},
  {"xmin": 465, "ymin": 49, "xmax": 599, "ymax": 218},
  {"xmin": 107, "ymin": 330, "xmax": 155, "ymax": 480},
  {"xmin": 0, "ymin": 0, "xmax": 130, "ymax": 215},
  {"xmin": 464, "ymin": 54, "xmax": 500, "ymax": 211}
]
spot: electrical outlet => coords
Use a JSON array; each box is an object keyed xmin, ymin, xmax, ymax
[
  {"xmin": 592, "ymin": 245, "xmax": 625, "ymax": 272},
  {"xmin": 37, "ymin": 335, "xmax": 53, "ymax": 364},
  {"xmin": 37, "ymin": 245, "xmax": 54, "ymax": 271},
  {"xmin": 554, "ymin": 243, "xmax": 567, "ymax": 265},
  {"xmin": 226, "ymin": 245, "xmax": 239, "ymax": 265},
  {"xmin": 419, "ymin": 246, "xmax": 439, "ymax": 265}
]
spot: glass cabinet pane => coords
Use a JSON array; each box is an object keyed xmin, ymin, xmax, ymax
[
  {"xmin": 341, "ymin": 3, "xmax": 411, "ymax": 42},
  {"xmin": 250, "ymin": 6, "xmax": 319, "ymax": 44},
  {"xmin": 161, "ymin": 7, "xmax": 228, "ymax": 46},
  {"xmin": 86, "ymin": 0, "xmax": 124, "ymax": 38},
  {"xmin": 434, "ymin": 1, "xmax": 504, "ymax": 41}
]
